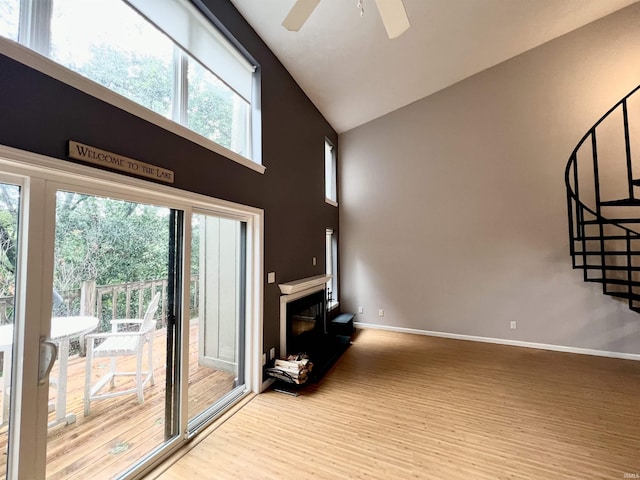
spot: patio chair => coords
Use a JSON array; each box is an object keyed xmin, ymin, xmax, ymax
[{"xmin": 84, "ymin": 292, "xmax": 161, "ymax": 415}]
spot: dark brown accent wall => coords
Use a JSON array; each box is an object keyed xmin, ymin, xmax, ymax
[{"xmin": 0, "ymin": 0, "xmax": 339, "ymax": 359}]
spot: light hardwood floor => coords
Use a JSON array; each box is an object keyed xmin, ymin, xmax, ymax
[{"xmin": 152, "ymin": 328, "xmax": 640, "ymax": 479}]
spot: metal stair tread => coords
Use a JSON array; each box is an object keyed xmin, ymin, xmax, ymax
[
  {"xmin": 585, "ymin": 278, "xmax": 640, "ymax": 287},
  {"xmin": 573, "ymin": 235, "xmax": 640, "ymax": 241},
  {"xmin": 573, "ymin": 250, "xmax": 640, "ymax": 255},
  {"xmin": 600, "ymin": 198, "xmax": 640, "ymax": 206},
  {"xmin": 582, "ymin": 218, "xmax": 640, "ymax": 224},
  {"xmin": 577, "ymin": 265, "xmax": 640, "ymax": 271},
  {"xmin": 604, "ymin": 290, "xmax": 640, "ymax": 301}
]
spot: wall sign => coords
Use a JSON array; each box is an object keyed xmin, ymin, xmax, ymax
[{"xmin": 68, "ymin": 141, "xmax": 174, "ymax": 184}]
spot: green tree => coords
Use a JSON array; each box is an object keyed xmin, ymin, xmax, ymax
[
  {"xmin": 0, "ymin": 184, "xmax": 19, "ymax": 298},
  {"xmin": 187, "ymin": 60, "xmax": 234, "ymax": 149},
  {"xmin": 74, "ymin": 44, "xmax": 173, "ymax": 118},
  {"xmin": 0, "ymin": 0, "xmax": 19, "ymax": 41},
  {"xmin": 54, "ymin": 192, "xmax": 170, "ymax": 291}
]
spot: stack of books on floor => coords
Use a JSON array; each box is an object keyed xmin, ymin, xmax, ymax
[{"xmin": 267, "ymin": 354, "xmax": 313, "ymax": 385}]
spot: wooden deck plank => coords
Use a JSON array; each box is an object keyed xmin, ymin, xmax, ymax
[{"xmin": 0, "ymin": 322, "xmax": 235, "ymax": 479}]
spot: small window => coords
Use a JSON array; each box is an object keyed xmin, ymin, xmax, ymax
[
  {"xmin": 325, "ymin": 139, "xmax": 337, "ymax": 206},
  {"xmin": 326, "ymin": 228, "xmax": 338, "ymax": 308}
]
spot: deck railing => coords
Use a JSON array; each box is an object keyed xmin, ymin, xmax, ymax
[{"xmin": 0, "ymin": 276, "xmax": 199, "ymax": 329}]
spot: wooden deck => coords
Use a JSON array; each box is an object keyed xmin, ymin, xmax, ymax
[{"xmin": 0, "ymin": 322, "xmax": 235, "ymax": 479}]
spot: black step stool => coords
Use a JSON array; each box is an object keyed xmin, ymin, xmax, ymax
[{"xmin": 331, "ymin": 313, "xmax": 355, "ymax": 337}]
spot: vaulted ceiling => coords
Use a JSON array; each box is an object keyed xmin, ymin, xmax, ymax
[{"xmin": 229, "ymin": 0, "xmax": 638, "ymax": 133}]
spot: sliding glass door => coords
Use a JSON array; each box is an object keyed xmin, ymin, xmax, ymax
[
  {"xmin": 46, "ymin": 190, "xmax": 179, "ymax": 479},
  {"xmin": 0, "ymin": 180, "xmax": 21, "ymax": 480},
  {"xmin": 187, "ymin": 212, "xmax": 246, "ymax": 433},
  {"xmin": 0, "ymin": 148, "xmax": 261, "ymax": 479}
]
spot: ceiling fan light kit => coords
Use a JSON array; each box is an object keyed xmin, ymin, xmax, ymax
[{"xmin": 282, "ymin": 0, "xmax": 410, "ymax": 39}]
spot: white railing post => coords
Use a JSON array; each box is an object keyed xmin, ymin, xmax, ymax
[{"xmin": 79, "ymin": 280, "xmax": 96, "ymax": 356}]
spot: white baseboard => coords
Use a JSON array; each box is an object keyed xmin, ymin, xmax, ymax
[{"xmin": 354, "ymin": 322, "xmax": 640, "ymax": 361}]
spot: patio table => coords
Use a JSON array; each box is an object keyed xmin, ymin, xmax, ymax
[{"xmin": 0, "ymin": 315, "xmax": 99, "ymax": 427}]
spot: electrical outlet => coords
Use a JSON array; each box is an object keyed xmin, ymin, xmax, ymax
[
  {"xmin": 267, "ymin": 272, "xmax": 275, "ymax": 284},
  {"xmin": 510, "ymin": 321, "xmax": 517, "ymax": 330},
  {"xmin": 378, "ymin": 309, "xmax": 384, "ymax": 317},
  {"xmin": 312, "ymin": 256, "xmax": 317, "ymax": 266},
  {"xmin": 358, "ymin": 306, "xmax": 363, "ymax": 314},
  {"xmin": 262, "ymin": 353, "xmax": 266, "ymax": 366},
  {"xmin": 269, "ymin": 347, "xmax": 276, "ymax": 360}
]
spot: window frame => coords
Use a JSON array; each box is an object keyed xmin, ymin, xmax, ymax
[
  {"xmin": 0, "ymin": 141, "xmax": 265, "ymax": 478},
  {"xmin": 1, "ymin": 0, "xmax": 264, "ymax": 173}
]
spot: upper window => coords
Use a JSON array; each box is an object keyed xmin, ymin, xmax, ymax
[
  {"xmin": 325, "ymin": 139, "xmax": 337, "ymax": 206},
  {"xmin": 0, "ymin": 0, "xmax": 260, "ymax": 169}
]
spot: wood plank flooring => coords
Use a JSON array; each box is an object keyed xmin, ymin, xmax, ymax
[{"xmin": 153, "ymin": 328, "xmax": 640, "ymax": 480}]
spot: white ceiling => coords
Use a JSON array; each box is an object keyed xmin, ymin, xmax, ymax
[{"xmin": 229, "ymin": 0, "xmax": 638, "ymax": 133}]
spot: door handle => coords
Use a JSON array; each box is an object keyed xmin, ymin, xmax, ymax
[{"xmin": 38, "ymin": 338, "xmax": 58, "ymax": 386}]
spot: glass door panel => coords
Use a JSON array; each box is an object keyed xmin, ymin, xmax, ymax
[
  {"xmin": 187, "ymin": 213, "xmax": 245, "ymax": 428},
  {"xmin": 0, "ymin": 153, "xmax": 259, "ymax": 477},
  {"xmin": 46, "ymin": 191, "xmax": 177, "ymax": 479},
  {"xmin": 0, "ymin": 182, "xmax": 20, "ymax": 480}
]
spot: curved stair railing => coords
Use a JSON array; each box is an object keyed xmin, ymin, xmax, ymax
[{"xmin": 566, "ymin": 85, "xmax": 640, "ymax": 312}]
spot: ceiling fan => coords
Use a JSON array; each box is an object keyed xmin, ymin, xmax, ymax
[{"xmin": 282, "ymin": 0, "xmax": 410, "ymax": 39}]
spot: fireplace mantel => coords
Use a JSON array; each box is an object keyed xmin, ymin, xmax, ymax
[{"xmin": 279, "ymin": 274, "xmax": 331, "ymax": 295}]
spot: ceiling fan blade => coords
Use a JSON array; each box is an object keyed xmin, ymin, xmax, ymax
[
  {"xmin": 282, "ymin": 0, "xmax": 321, "ymax": 31},
  {"xmin": 373, "ymin": 0, "xmax": 410, "ymax": 39}
]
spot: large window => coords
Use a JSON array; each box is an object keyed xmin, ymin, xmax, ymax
[{"xmin": 0, "ymin": 0, "xmax": 259, "ymax": 169}]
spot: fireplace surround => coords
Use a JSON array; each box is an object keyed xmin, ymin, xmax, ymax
[
  {"xmin": 279, "ymin": 274, "xmax": 330, "ymax": 357},
  {"xmin": 278, "ymin": 275, "xmax": 350, "ymax": 382}
]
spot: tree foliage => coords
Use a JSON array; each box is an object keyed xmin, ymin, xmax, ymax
[
  {"xmin": 75, "ymin": 44, "xmax": 173, "ymax": 118},
  {"xmin": 0, "ymin": 0, "xmax": 19, "ymax": 41},
  {"xmin": 54, "ymin": 192, "xmax": 170, "ymax": 291},
  {"xmin": 74, "ymin": 43, "xmax": 237, "ymax": 147},
  {"xmin": 0, "ymin": 185, "xmax": 19, "ymax": 297},
  {"xmin": 0, "ymin": 187, "xmax": 171, "ymax": 301},
  {"xmin": 187, "ymin": 59, "xmax": 235, "ymax": 149}
]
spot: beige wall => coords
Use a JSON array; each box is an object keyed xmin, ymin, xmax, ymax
[{"xmin": 339, "ymin": 3, "xmax": 640, "ymax": 353}]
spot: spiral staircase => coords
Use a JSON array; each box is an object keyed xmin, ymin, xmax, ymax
[{"xmin": 566, "ymin": 85, "xmax": 640, "ymax": 312}]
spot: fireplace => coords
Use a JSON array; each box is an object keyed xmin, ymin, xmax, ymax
[
  {"xmin": 278, "ymin": 275, "xmax": 349, "ymax": 382},
  {"xmin": 286, "ymin": 289, "xmax": 326, "ymax": 355},
  {"xmin": 279, "ymin": 275, "xmax": 329, "ymax": 357}
]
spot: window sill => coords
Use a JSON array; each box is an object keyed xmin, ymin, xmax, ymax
[
  {"xmin": 0, "ymin": 38, "xmax": 266, "ymax": 175},
  {"xmin": 325, "ymin": 198, "xmax": 338, "ymax": 207},
  {"xmin": 327, "ymin": 301, "xmax": 339, "ymax": 312}
]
